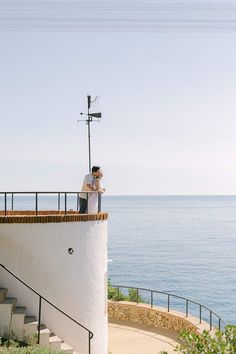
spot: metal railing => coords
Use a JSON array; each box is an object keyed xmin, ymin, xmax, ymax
[
  {"xmin": 0, "ymin": 264, "xmax": 93, "ymax": 354},
  {"xmin": 110, "ymin": 284, "xmax": 226, "ymax": 331},
  {"xmin": 0, "ymin": 191, "xmax": 102, "ymax": 216}
]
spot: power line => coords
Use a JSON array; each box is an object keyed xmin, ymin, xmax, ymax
[{"xmin": 1, "ymin": 1, "xmax": 236, "ymax": 32}]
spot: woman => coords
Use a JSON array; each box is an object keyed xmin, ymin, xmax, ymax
[{"xmin": 87, "ymin": 171, "xmax": 105, "ymax": 214}]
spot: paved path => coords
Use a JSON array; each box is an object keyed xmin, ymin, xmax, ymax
[{"xmin": 109, "ymin": 319, "xmax": 180, "ymax": 354}]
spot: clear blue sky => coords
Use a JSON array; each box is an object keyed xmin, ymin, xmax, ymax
[{"xmin": 1, "ymin": 24, "xmax": 236, "ymax": 194}]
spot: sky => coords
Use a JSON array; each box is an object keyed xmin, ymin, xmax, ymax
[{"xmin": 1, "ymin": 2, "xmax": 236, "ymax": 195}]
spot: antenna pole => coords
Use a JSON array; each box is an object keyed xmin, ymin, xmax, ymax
[
  {"xmin": 78, "ymin": 95, "xmax": 101, "ymax": 173},
  {"xmin": 87, "ymin": 95, "xmax": 92, "ymax": 172}
]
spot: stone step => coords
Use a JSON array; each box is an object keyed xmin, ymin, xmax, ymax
[
  {"xmin": 0, "ymin": 288, "xmax": 8, "ymax": 302},
  {"xmin": 49, "ymin": 334, "xmax": 62, "ymax": 350},
  {"xmin": 0, "ymin": 298, "xmax": 17, "ymax": 327},
  {"xmin": 0, "ymin": 295, "xmax": 77, "ymax": 353},
  {"xmin": 14, "ymin": 306, "xmax": 27, "ymax": 315},
  {"xmin": 24, "ymin": 316, "xmax": 38, "ymax": 337},
  {"xmin": 24, "ymin": 319, "xmax": 52, "ymax": 348},
  {"xmin": 12, "ymin": 307, "xmax": 27, "ymax": 341},
  {"xmin": 24, "ymin": 315, "xmax": 37, "ymax": 324},
  {"xmin": 39, "ymin": 326, "xmax": 51, "ymax": 347},
  {"xmin": 61, "ymin": 342, "xmax": 74, "ymax": 353},
  {"xmin": 0, "ymin": 297, "xmax": 17, "ymax": 307}
]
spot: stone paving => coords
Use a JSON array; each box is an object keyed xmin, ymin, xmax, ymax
[{"xmin": 108, "ymin": 319, "xmax": 180, "ymax": 354}]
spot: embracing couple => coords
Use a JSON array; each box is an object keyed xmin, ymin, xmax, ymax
[{"xmin": 79, "ymin": 166, "xmax": 105, "ymax": 214}]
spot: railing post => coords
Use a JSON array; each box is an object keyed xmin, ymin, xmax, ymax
[
  {"xmin": 11, "ymin": 193, "xmax": 14, "ymax": 211},
  {"xmin": 186, "ymin": 299, "xmax": 189, "ymax": 317},
  {"xmin": 136, "ymin": 288, "xmax": 139, "ymax": 304},
  {"xmin": 98, "ymin": 192, "xmax": 101, "ymax": 213},
  {"xmin": 88, "ymin": 331, "xmax": 90, "ymax": 354},
  {"xmin": 77, "ymin": 193, "xmax": 79, "ymax": 211},
  {"xmin": 168, "ymin": 294, "xmax": 170, "ymax": 312},
  {"xmin": 151, "ymin": 291, "xmax": 153, "ymax": 308},
  {"xmin": 35, "ymin": 193, "xmax": 38, "ymax": 216},
  {"xmin": 199, "ymin": 305, "xmax": 202, "ymax": 323},
  {"xmin": 117, "ymin": 286, "xmax": 120, "ymax": 300},
  {"xmin": 37, "ymin": 296, "xmax": 42, "ymax": 344},
  {"xmin": 4, "ymin": 193, "xmax": 7, "ymax": 216},
  {"xmin": 7, "ymin": 311, "xmax": 13, "ymax": 347},
  {"xmin": 58, "ymin": 193, "xmax": 60, "ymax": 211},
  {"xmin": 210, "ymin": 311, "xmax": 212, "ymax": 330},
  {"xmin": 219, "ymin": 318, "xmax": 221, "ymax": 331},
  {"xmin": 86, "ymin": 193, "xmax": 88, "ymax": 214},
  {"xmin": 88, "ymin": 331, "xmax": 93, "ymax": 354},
  {"xmin": 65, "ymin": 193, "xmax": 67, "ymax": 215}
]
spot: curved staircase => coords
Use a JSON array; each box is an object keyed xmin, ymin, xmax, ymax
[{"xmin": 0, "ymin": 287, "xmax": 77, "ymax": 353}]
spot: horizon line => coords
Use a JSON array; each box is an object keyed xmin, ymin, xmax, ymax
[{"xmin": 104, "ymin": 193, "xmax": 236, "ymax": 197}]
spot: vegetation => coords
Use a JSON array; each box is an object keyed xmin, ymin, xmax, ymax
[
  {"xmin": 0, "ymin": 335, "xmax": 64, "ymax": 353},
  {"xmin": 108, "ymin": 280, "xmax": 236, "ymax": 354},
  {"xmin": 0, "ymin": 347, "xmax": 64, "ymax": 353},
  {"xmin": 175, "ymin": 325, "xmax": 236, "ymax": 354},
  {"xmin": 108, "ymin": 279, "xmax": 144, "ymax": 303}
]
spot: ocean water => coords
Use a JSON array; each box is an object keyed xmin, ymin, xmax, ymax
[
  {"xmin": 1, "ymin": 194, "xmax": 235, "ymax": 324},
  {"xmin": 103, "ymin": 195, "xmax": 236, "ymax": 325}
]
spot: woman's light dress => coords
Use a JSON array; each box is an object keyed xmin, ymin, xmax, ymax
[{"xmin": 87, "ymin": 178, "xmax": 101, "ymax": 214}]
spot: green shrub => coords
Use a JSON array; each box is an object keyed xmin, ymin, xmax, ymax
[
  {"xmin": 23, "ymin": 333, "xmax": 38, "ymax": 347},
  {"xmin": 108, "ymin": 279, "xmax": 145, "ymax": 302},
  {"xmin": 0, "ymin": 337, "xmax": 20, "ymax": 348},
  {"xmin": 0, "ymin": 346, "xmax": 64, "ymax": 353},
  {"xmin": 176, "ymin": 325, "xmax": 236, "ymax": 354},
  {"xmin": 107, "ymin": 280, "xmax": 128, "ymax": 301},
  {"xmin": 127, "ymin": 288, "xmax": 144, "ymax": 303}
]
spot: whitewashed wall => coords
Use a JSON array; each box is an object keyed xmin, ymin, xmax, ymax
[{"xmin": 0, "ymin": 219, "xmax": 108, "ymax": 354}]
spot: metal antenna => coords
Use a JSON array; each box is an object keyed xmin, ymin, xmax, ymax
[{"xmin": 78, "ymin": 95, "xmax": 102, "ymax": 172}]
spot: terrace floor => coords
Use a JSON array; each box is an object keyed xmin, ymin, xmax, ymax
[{"xmin": 108, "ymin": 319, "xmax": 180, "ymax": 354}]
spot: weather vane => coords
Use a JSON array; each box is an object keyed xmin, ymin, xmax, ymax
[{"xmin": 78, "ymin": 95, "xmax": 102, "ymax": 172}]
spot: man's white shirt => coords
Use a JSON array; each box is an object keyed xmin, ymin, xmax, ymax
[{"xmin": 79, "ymin": 173, "xmax": 95, "ymax": 199}]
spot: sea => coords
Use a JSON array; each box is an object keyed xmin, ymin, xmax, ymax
[
  {"xmin": 1, "ymin": 194, "xmax": 236, "ymax": 325},
  {"xmin": 103, "ymin": 195, "xmax": 236, "ymax": 325}
]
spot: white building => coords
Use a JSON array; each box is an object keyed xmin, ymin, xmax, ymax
[{"xmin": 0, "ymin": 196, "xmax": 108, "ymax": 354}]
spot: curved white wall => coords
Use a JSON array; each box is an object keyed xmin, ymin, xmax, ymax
[{"xmin": 0, "ymin": 219, "xmax": 108, "ymax": 354}]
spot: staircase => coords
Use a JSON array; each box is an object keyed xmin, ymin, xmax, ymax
[{"xmin": 0, "ymin": 287, "xmax": 78, "ymax": 353}]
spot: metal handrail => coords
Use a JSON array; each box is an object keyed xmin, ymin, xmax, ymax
[
  {"xmin": 0, "ymin": 264, "xmax": 93, "ymax": 354},
  {"xmin": 110, "ymin": 284, "xmax": 226, "ymax": 331},
  {"xmin": 0, "ymin": 191, "xmax": 102, "ymax": 215}
]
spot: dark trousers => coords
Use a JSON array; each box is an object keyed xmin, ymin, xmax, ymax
[{"xmin": 79, "ymin": 197, "xmax": 87, "ymax": 214}]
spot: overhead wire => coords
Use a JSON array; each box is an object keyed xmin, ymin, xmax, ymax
[{"xmin": 1, "ymin": 1, "xmax": 236, "ymax": 32}]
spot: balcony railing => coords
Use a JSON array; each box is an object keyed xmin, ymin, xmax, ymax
[
  {"xmin": 109, "ymin": 285, "xmax": 226, "ymax": 331},
  {"xmin": 0, "ymin": 264, "xmax": 93, "ymax": 353},
  {"xmin": 0, "ymin": 191, "xmax": 102, "ymax": 216}
]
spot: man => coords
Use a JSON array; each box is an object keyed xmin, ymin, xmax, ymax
[{"xmin": 79, "ymin": 166, "xmax": 102, "ymax": 214}]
